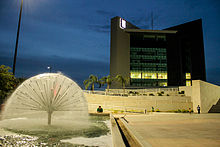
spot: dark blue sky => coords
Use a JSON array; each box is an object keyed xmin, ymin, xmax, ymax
[{"xmin": 0, "ymin": 0, "xmax": 220, "ymax": 87}]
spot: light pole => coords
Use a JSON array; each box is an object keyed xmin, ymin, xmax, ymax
[
  {"xmin": 47, "ymin": 66, "xmax": 51, "ymax": 73},
  {"xmin": 13, "ymin": 0, "xmax": 23, "ymax": 75}
]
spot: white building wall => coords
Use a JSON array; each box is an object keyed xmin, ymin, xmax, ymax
[{"xmin": 192, "ymin": 80, "xmax": 220, "ymax": 113}]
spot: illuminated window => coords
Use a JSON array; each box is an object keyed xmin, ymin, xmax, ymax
[
  {"xmin": 142, "ymin": 72, "xmax": 157, "ymax": 79},
  {"xmin": 143, "ymin": 35, "xmax": 155, "ymax": 40},
  {"xmin": 158, "ymin": 72, "xmax": 167, "ymax": 79},
  {"xmin": 157, "ymin": 35, "xmax": 166, "ymax": 41},
  {"xmin": 159, "ymin": 82, "xmax": 167, "ymax": 86},
  {"xmin": 186, "ymin": 80, "xmax": 191, "ymax": 86},
  {"xmin": 130, "ymin": 72, "xmax": 141, "ymax": 79},
  {"xmin": 186, "ymin": 73, "xmax": 191, "ymax": 79}
]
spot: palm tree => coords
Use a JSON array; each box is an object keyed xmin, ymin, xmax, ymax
[
  {"xmin": 99, "ymin": 75, "xmax": 112, "ymax": 92},
  {"xmin": 83, "ymin": 74, "xmax": 98, "ymax": 92},
  {"xmin": 115, "ymin": 74, "xmax": 129, "ymax": 94},
  {"xmin": 98, "ymin": 76, "xmax": 106, "ymax": 88}
]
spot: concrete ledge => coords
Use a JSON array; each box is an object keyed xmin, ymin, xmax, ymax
[
  {"xmin": 89, "ymin": 113, "xmax": 110, "ymax": 116},
  {"xmin": 120, "ymin": 118, "xmax": 152, "ymax": 147},
  {"xmin": 110, "ymin": 113, "xmax": 125, "ymax": 147}
]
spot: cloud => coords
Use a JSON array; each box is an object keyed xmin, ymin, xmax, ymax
[
  {"xmin": 127, "ymin": 12, "xmax": 160, "ymax": 29},
  {"xmin": 83, "ymin": 9, "xmax": 115, "ymax": 33},
  {"xmin": 96, "ymin": 10, "xmax": 116, "ymax": 17},
  {"xmin": 88, "ymin": 24, "xmax": 110, "ymax": 33}
]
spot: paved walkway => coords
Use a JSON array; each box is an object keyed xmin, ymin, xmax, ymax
[{"xmin": 119, "ymin": 113, "xmax": 220, "ymax": 147}]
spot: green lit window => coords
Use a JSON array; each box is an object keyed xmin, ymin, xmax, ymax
[
  {"xmin": 158, "ymin": 72, "xmax": 167, "ymax": 79},
  {"xmin": 186, "ymin": 80, "xmax": 191, "ymax": 86},
  {"xmin": 130, "ymin": 47, "xmax": 168, "ymax": 86},
  {"xmin": 186, "ymin": 73, "xmax": 191, "ymax": 79},
  {"xmin": 143, "ymin": 35, "xmax": 155, "ymax": 40},
  {"xmin": 159, "ymin": 82, "xmax": 167, "ymax": 86},
  {"xmin": 130, "ymin": 72, "xmax": 141, "ymax": 79},
  {"xmin": 157, "ymin": 35, "xmax": 166, "ymax": 41},
  {"xmin": 142, "ymin": 72, "xmax": 156, "ymax": 79}
]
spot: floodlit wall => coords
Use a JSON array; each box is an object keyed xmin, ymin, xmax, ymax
[
  {"xmin": 110, "ymin": 17, "xmax": 131, "ymax": 88},
  {"xmin": 179, "ymin": 86, "xmax": 192, "ymax": 97},
  {"xmin": 84, "ymin": 93, "xmax": 192, "ymax": 113},
  {"xmin": 192, "ymin": 80, "xmax": 220, "ymax": 113}
]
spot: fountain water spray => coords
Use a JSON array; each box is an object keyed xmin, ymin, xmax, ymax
[{"xmin": 1, "ymin": 73, "xmax": 88, "ymax": 125}]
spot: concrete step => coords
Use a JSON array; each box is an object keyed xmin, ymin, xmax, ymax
[
  {"xmin": 209, "ymin": 99, "xmax": 220, "ymax": 113},
  {"xmin": 209, "ymin": 105, "xmax": 220, "ymax": 113}
]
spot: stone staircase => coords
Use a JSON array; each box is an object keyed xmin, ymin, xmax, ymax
[{"xmin": 209, "ymin": 98, "xmax": 220, "ymax": 113}]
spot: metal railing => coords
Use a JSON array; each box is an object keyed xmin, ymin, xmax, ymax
[{"xmin": 84, "ymin": 87, "xmax": 180, "ymax": 96}]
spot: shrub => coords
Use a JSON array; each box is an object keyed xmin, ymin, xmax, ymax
[
  {"xmin": 161, "ymin": 91, "xmax": 164, "ymax": 94},
  {"xmin": 129, "ymin": 91, "xmax": 134, "ymax": 94},
  {"xmin": 113, "ymin": 110, "xmax": 119, "ymax": 113},
  {"xmin": 156, "ymin": 109, "xmax": 160, "ymax": 112},
  {"xmin": 157, "ymin": 93, "xmax": 162, "ymax": 96},
  {"xmin": 178, "ymin": 91, "xmax": 185, "ymax": 94},
  {"xmin": 181, "ymin": 109, "xmax": 188, "ymax": 113},
  {"xmin": 149, "ymin": 93, "xmax": 154, "ymax": 96},
  {"xmin": 166, "ymin": 94, "xmax": 170, "ymax": 96},
  {"xmin": 0, "ymin": 65, "xmax": 20, "ymax": 104}
]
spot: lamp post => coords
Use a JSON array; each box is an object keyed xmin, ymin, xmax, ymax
[
  {"xmin": 47, "ymin": 66, "xmax": 51, "ymax": 73},
  {"xmin": 13, "ymin": 0, "xmax": 23, "ymax": 75}
]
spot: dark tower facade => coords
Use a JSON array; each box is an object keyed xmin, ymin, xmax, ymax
[
  {"xmin": 165, "ymin": 19, "xmax": 206, "ymax": 86},
  {"xmin": 110, "ymin": 16, "xmax": 206, "ymax": 88}
]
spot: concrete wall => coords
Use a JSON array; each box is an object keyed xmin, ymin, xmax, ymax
[
  {"xmin": 179, "ymin": 86, "xmax": 192, "ymax": 97},
  {"xmin": 85, "ymin": 80, "xmax": 220, "ymax": 113},
  {"xmin": 85, "ymin": 93, "xmax": 192, "ymax": 113},
  {"xmin": 192, "ymin": 80, "xmax": 220, "ymax": 113}
]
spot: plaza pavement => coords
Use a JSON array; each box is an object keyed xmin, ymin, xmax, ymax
[{"xmin": 117, "ymin": 113, "xmax": 220, "ymax": 147}]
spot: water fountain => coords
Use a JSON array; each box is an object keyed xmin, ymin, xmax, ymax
[
  {"xmin": 1, "ymin": 73, "xmax": 88, "ymax": 126},
  {"xmin": 0, "ymin": 73, "xmax": 111, "ymax": 146}
]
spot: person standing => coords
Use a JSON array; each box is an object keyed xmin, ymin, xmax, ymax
[
  {"xmin": 189, "ymin": 108, "xmax": 192, "ymax": 114},
  {"xmin": 152, "ymin": 106, "xmax": 154, "ymax": 112},
  {"xmin": 197, "ymin": 105, "xmax": 200, "ymax": 114}
]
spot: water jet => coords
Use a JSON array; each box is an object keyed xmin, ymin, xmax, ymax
[
  {"xmin": 0, "ymin": 73, "xmax": 111, "ymax": 146},
  {"xmin": 1, "ymin": 73, "xmax": 88, "ymax": 126}
]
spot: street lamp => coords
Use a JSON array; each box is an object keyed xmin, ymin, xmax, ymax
[
  {"xmin": 13, "ymin": 0, "xmax": 23, "ymax": 75},
  {"xmin": 47, "ymin": 66, "xmax": 51, "ymax": 73}
]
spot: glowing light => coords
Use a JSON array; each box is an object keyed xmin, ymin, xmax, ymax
[
  {"xmin": 158, "ymin": 73, "xmax": 167, "ymax": 79},
  {"xmin": 186, "ymin": 80, "xmax": 191, "ymax": 86},
  {"xmin": 120, "ymin": 18, "xmax": 126, "ymax": 29},
  {"xmin": 159, "ymin": 82, "xmax": 167, "ymax": 86},
  {"xmin": 130, "ymin": 72, "xmax": 141, "ymax": 79},
  {"xmin": 186, "ymin": 73, "xmax": 191, "ymax": 79},
  {"xmin": 130, "ymin": 72, "xmax": 167, "ymax": 80}
]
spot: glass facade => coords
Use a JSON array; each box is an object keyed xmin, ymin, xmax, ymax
[{"xmin": 130, "ymin": 47, "xmax": 167, "ymax": 87}]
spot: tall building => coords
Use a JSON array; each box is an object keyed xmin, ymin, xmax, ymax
[{"xmin": 110, "ymin": 16, "xmax": 206, "ymax": 88}]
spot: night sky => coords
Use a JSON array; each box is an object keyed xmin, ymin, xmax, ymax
[{"xmin": 0, "ymin": 0, "xmax": 220, "ymax": 87}]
